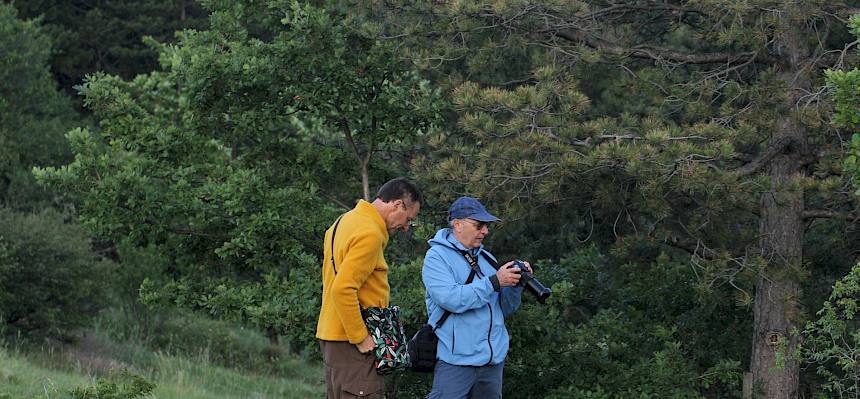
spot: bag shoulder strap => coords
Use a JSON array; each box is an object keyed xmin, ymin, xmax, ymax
[
  {"xmin": 432, "ymin": 244, "xmax": 491, "ymax": 330},
  {"xmin": 434, "ymin": 267, "xmax": 477, "ymax": 330},
  {"xmin": 329, "ymin": 215, "xmax": 344, "ymax": 274}
]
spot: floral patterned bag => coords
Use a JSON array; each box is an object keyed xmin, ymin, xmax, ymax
[{"xmin": 362, "ymin": 306, "xmax": 411, "ymax": 375}]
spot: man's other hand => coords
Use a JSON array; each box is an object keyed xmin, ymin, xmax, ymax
[{"xmin": 356, "ymin": 334, "xmax": 376, "ymax": 353}]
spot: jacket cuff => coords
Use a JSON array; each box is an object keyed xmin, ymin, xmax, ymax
[{"xmin": 489, "ymin": 275, "xmax": 501, "ymax": 292}]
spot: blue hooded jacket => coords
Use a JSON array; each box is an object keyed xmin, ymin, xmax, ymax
[{"xmin": 422, "ymin": 228, "xmax": 523, "ymax": 366}]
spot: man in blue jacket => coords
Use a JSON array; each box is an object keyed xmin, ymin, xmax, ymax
[{"xmin": 422, "ymin": 196, "xmax": 531, "ymax": 398}]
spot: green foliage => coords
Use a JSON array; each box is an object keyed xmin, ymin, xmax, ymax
[
  {"xmin": 804, "ymin": 262, "xmax": 860, "ymax": 398},
  {"xmin": 0, "ymin": 208, "xmax": 106, "ymax": 339},
  {"xmin": 804, "ymin": 14, "xmax": 860, "ymax": 396},
  {"xmin": 498, "ymin": 249, "xmax": 745, "ymax": 398},
  {"xmin": 845, "ymin": 134, "xmax": 860, "ymax": 196},
  {"xmin": 827, "ymin": 46, "xmax": 860, "ymax": 195},
  {"xmin": 11, "ymin": 0, "xmax": 209, "ymax": 93},
  {"xmin": 69, "ymin": 369, "xmax": 154, "ymax": 399},
  {"xmin": 0, "ymin": 3, "xmax": 77, "ymax": 210},
  {"xmin": 826, "ymin": 12, "xmax": 860, "ymax": 119},
  {"xmin": 826, "ymin": 68, "xmax": 860, "ymax": 131}
]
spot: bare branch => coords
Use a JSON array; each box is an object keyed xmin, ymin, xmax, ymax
[
  {"xmin": 167, "ymin": 227, "xmax": 230, "ymax": 240},
  {"xmin": 321, "ymin": 193, "xmax": 351, "ymax": 211},
  {"xmin": 822, "ymin": 5, "xmax": 860, "ymax": 21},
  {"xmin": 552, "ymin": 29, "xmax": 765, "ymax": 65},
  {"xmin": 579, "ymin": 3, "xmax": 698, "ymax": 20},
  {"xmin": 802, "ymin": 209, "xmax": 860, "ymax": 220},
  {"xmin": 662, "ymin": 238, "xmax": 718, "ymax": 261},
  {"xmin": 339, "ymin": 117, "xmax": 362, "ymax": 166},
  {"xmin": 731, "ymin": 137, "xmax": 794, "ymax": 178},
  {"xmin": 142, "ymin": 217, "xmax": 230, "ymax": 241}
]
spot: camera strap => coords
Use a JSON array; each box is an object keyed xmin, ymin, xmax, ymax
[{"xmin": 480, "ymin": 251, "xmax": 500, "ymax": 270}]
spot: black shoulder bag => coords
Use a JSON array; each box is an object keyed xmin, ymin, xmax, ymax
[
  {"xmin": 408, "ymin": 249, "xmax": 484, "ymax": 372},
  {"xmin": 330, "ymin": 216, "xmax": 410, "ymax": 375}
]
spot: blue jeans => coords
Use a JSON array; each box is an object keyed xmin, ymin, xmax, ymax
[{"xmin": 428, "ymin": 360, "xmax": 504, "ymax": 399}]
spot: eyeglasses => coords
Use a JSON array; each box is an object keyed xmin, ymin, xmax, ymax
[
  {"xmin": 463, "ymin": 219, "xmax": 488, "ymax": 230},
  {"xmin": 400, "ymin": 201, "xmax": 417, "ymax": 227}
]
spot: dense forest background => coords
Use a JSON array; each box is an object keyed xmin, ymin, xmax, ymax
[{"xmin": 6, "ymin": 1, "xmax": 860, "ymax": 398}]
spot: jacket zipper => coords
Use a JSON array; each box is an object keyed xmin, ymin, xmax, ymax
[
  {"xmin": 485, "ymin": 302, "xmax": 494, "ymax": 366},
  {"xmin": 479, "ymin": 253, "xmax": 494, "ymax": 366}
]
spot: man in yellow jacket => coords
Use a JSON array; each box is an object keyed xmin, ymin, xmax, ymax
[{"xmin": 316, "ymin": 177, "xmax": 422, "ymax": 398}]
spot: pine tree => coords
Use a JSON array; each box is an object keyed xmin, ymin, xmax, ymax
[{"xmin": 379, "ymin": 1, "xmax": 860, "ymax": 397}]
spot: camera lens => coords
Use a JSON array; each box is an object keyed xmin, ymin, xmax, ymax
[{"xmin": 511, "ymin": 260, "xmax": 551, "ymax": 304}]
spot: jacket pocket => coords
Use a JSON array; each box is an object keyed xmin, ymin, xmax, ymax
[
  {"xmin": 451, "ymin": 314, "xmax": 483, "ymax": 356},
  {"xmin": 341, "ymin": 380, "xmax": 384, "ymax": 398}
]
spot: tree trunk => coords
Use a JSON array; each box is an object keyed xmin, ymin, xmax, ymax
[
  {"xmin": 750, "ymin": 178, "xmax": 802, "ymax": 397},
  {"xmin": 339, "ymin": 118, "xmax": 371, "ymax": 201},
  {"xmin": 266, "ymin": 326, "xmax": 279, "ymax": 346},
  {"xmin": 361, "ymin": 161, "xmax": 370, "ymax": 201},
  {"xmin": 749, "ymin": 13, "xmax": 809, "ymax": 399}
]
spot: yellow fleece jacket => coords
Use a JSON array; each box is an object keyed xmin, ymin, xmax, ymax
[{"xmin": 316, "ymin": 200, "xmax": 390, "ymax": 344}]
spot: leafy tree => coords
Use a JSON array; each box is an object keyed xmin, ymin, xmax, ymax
[
  {"xmin": 373, "ymin": 1, "xmax": 860, "ymax": 397},
  {"xmin": 35, "ymin": 0, "xmax": 443, "ymax": 351}
]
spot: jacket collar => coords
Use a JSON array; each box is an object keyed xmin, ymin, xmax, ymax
[
  {"xmin": 444, "ymin": 229, "xmax": 482, "ymax": 256},
  {"xmin": 355, "ymin": 199, "xmax": 389, "ymax": 245}
]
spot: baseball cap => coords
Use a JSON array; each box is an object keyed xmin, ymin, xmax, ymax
[{"xmin": 447, "ymin": 197, "xmax": 501, "ymax": 222}]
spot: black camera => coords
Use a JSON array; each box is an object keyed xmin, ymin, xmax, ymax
[{"xmin": 511, "ymin": 260, "xmax": 551, "ymax": 304}]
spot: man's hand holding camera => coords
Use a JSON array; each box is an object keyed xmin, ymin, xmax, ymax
[{"xmin": 496, "ymin": 260, "xmax": 533, "ymax": 287}]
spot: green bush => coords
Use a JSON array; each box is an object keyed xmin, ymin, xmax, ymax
[
  {"xmin": 386, "ymin": 247, "xmax": 746, "ymax": 398},
  {"xmin": 501, "ymin": 249, "xmax": 745, "ymax": 398},
  {"xmin": 0, "ymin": 208, "xmax": 106, "ymax": 339},
  {"xmin": 95, "ymin": 306, "xmax": 289, "ymax": 374},
  {"xmin": 68, "ymin": 369, "xmax": 154, "ymax": 399}
]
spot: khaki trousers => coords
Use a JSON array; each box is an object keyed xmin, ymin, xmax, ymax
[{"xmin": 320, "ymin": 340, "xmax": 384, "ymax": 398}]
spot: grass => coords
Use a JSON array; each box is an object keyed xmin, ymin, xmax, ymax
[
  {"xmin": 0, "ymin": 309, "xmax": 325, "ymax": 399},
  {"xmin": 0, "ymin": 347, "xmax": 323, "ymax": 398},
  {"xmin": 0, "ymin": 348, "xmax": 89, "ymax": 399},
  {"xmin": 147, "ymin": 352, "xmax": 322, "ymax": 398}
]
